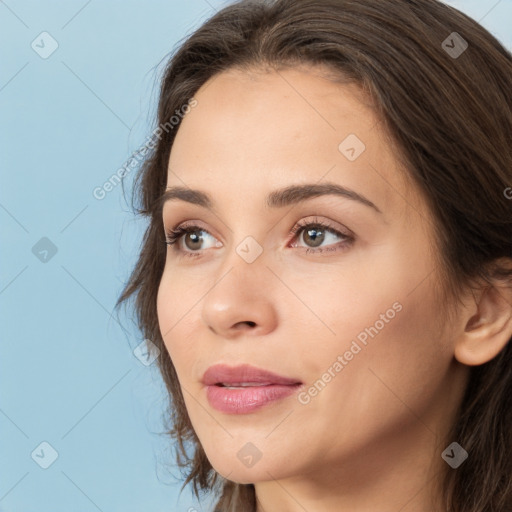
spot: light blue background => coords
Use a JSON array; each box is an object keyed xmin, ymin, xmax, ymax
[{"xmin": 1, "ymin": 1, "xmax": 511, "ymax": 511}]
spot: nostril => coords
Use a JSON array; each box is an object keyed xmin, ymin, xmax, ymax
[{"xmin": 236, "ymin": 321, "xmax": 256, "ymax": 328}]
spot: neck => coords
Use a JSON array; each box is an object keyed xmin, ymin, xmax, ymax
[{"xmin": 254, "ymin": 422, "xmax": 449, "ymax": 512}]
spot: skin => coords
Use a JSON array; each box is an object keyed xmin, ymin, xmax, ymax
[{"xmin": 156, "ymin": 65, "xmax": 512, "ymax": 512}]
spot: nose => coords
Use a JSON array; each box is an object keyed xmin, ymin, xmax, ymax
[{"xmin": 201, "ymin": 260, "xmax": 278, "ymax": 340}]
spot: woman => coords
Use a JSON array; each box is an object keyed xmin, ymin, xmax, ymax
[{"xmin": 116, "ymin": 0, "xmax": 512, "ymax": 510}]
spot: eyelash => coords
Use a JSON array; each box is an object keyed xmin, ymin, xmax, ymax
[{"xmin": 163, "ymin": 217, "xmax": 354, "ymax": 259}]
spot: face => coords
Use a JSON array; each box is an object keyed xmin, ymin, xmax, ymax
[{"xmin": 156, "ymin": 65, "xmax": 466, "ymax": 486}]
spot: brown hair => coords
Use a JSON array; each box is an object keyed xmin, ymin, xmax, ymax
[{"xmin": 116, "ymin": 0, "xmax": 512, "ymax": 510}]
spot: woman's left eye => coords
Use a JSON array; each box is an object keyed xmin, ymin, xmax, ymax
[
  {"xmin": 164, "ymin": 218, "xmax": 354, "ymax": 258},
  {"xmin": 288, "ymin": 219, "xmax": 354, "ymax": 253}
]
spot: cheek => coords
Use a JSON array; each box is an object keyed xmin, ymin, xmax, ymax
[
  {"xmin": 304, "ymin": 274, "xmax": 451, "ymax": 432},
  {"xmin": 156, "ymin": 275, "xmax": 188, "ymax": 366},
  {"xmin": 156, "ymin": 271, "xmax": 208, "ymax": 387},
  {"xmin": 288, "ymin": 250, "xmax": 450, "ymax": 406}
]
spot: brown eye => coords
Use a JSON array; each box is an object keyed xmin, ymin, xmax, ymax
[
  {"xmin": 301, "ymin": 226, "xmax": 326, "ymax": 248},
  {"xmin": 165, "ymin": 224, "xmax": 221, "ymax": 258},
  {"xmin": 290, "ymin": 219, "xmax": 353, "ymax": 252},
  {"xmin": 183, "ymin": 230, "xmax": 204, "ymax": 251}
]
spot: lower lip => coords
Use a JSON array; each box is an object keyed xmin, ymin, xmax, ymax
[{"xmin": 206, "ymin": 384, "xmax": 301, "ymax": 414}]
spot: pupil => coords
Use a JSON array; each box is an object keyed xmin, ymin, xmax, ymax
[
  {"xmin": 305, "ymin": 227, "xmax": 325, "ymax": 248},
  {"xmin": 186, "ymin": 232, "xmax": 202, "ymax": 249}
]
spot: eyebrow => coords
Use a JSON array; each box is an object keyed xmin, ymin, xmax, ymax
[{"xmin": 158, "ymin": 182, "xmax": 382, "ymax": 214}]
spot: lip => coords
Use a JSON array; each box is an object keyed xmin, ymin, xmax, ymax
[{"xmin": 202, "ymin": 364, "xmax": 302, "ymax": 414}]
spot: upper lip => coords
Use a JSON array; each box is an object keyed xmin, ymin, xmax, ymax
[{"xmin": 202, "ymin": 364, "xmax": 302, "ymax": 386}]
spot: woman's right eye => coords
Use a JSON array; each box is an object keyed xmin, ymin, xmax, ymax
[{"xmin": 165, "ymin": 225, "xmax": 221, "ymax": 258}]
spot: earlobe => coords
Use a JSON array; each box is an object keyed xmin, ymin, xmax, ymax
[{"xmin": 454, "ymin": 284, "xmax": 512, "ymax": 366}]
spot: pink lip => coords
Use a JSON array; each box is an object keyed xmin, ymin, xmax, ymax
[{"xmin": 202, "ymin": 364, "xmax": 302, "ymax": 414}]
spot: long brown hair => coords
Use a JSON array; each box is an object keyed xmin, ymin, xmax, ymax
[{"xmin": 116, "ymin": 1, "xmax": 512, "ymax": 510}]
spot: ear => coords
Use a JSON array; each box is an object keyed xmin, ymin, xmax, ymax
[{"xmin": 454, "ymin": 273, "xmax": 512, "ymax": 366}]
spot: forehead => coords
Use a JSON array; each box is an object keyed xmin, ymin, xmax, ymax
[{"xmin": 165, "ymin": 65, "xmax": 424, "ymax": 222}]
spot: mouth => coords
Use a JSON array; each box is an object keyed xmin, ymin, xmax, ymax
[
  {"xmin": 216, "ymin": 382, "xmax": 273, "ymax": 389},
  {"xmin": 202, "ymin": 364, "xmax": 302, "ymax": 414}
]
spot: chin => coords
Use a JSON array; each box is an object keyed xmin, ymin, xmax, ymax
[{"xmin": 207, "ymin": 453, "xmax": 291, "ymax": 485}]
